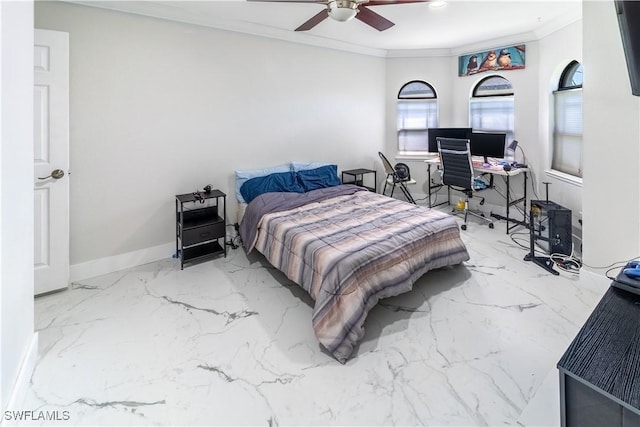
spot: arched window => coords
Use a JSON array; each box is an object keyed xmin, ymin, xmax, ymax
[
  {"xmin": 469, "ymin": 75, "xmax": 515, "ymax": 144},
  {"xmin": 397, "ymin": 80, "xmax": 438, "ymax": 153},
  {"xmin": 552, "ymin": 60, "xmax": 583, "ymax": 177}
]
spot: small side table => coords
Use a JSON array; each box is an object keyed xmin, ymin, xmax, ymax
[
  {"xmin": 176, "ymin": 190, "xmax": 226, "ymax": 269},
  {"xmin": 342, "ymin": 168, "xmax": 377, "ymax": 192}
]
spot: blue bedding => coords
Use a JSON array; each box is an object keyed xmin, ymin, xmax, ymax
[
  {"xmin": 239, "ymin": 165, "xmax": 342, "ymax": 203},
  {"xmin": 240, "ymin": 171, "xmax": 304, "ymax": 204}
]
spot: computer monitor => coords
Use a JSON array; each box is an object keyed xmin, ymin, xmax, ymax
[
  {"xmin": 428, "ymin": 128, "xmax": 472, "ymax": 153},
  {"xmin": 469, "ymin": 132, "xmax": 507, "ymax": 162}
]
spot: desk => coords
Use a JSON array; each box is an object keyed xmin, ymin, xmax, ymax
[{"xmin": 425, "ymin": 158, "xmax": 528, "ymax": 234}]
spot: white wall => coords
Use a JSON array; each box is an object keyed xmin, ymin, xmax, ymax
[
  {"xmin": 1, "ymin": 0, "xmax": 35, "ymax": 413},
  {"xmin": 35, "ymin": 2, "xmax": 386, "ymax": 268},
  {"xmin": 582, "ymin": 0, "xmax": 640, "ymax": 272},
  {"xmin": 537, "ymin": 20, "xmax": 583, "ymax": 226}
]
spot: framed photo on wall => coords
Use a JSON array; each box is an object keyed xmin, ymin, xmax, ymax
[{"xmin": 459, "ymin": 44, "xmax": 526, "ymax": 76}]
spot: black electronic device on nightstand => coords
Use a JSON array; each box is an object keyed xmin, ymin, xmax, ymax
[
  {"xmin": 175, "ymin": 189, "xmax": 226, "ymax": 269},
  {"xmin": 612, "ymin": 261, "xmax": 640, "ymax": 296}
]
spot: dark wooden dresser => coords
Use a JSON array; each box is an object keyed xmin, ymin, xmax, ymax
[{"xmin": 557, "ymin": 286, "xmax": 640, "ymax": 426}]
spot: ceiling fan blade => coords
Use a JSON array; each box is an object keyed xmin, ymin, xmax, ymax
[
  {"xmin": 365, "ymin": 0, "xmax": 430, "ymax": 4},
  {"xmin": 247, "ymin": 0, "xmax": 324, "ymax": 3},
  {"xmin": 295, "ymin": 9, "xmax": 329, "ymax": 31},
  {"xmin": 356, "ymin": 6, "xmax": 394, "ymax": 31}
]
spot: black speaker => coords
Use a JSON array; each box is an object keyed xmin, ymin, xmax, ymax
[{"xmin": 530, "ymin": 200, "xmax": 572, "ymax": 256}]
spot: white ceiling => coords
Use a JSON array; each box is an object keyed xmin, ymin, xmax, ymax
[{"xmin": 68, "ymin": 0, "xmax": 582, "ymax": 56}]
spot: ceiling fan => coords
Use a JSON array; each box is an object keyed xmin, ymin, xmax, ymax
[{"xmin": 248, "ymin": 0, "xmax": 431, "ymax": 32}]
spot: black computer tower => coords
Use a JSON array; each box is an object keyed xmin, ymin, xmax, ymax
[{"xmin": 530, "ymin": 200, "xmax": 572, "ymax": 255}]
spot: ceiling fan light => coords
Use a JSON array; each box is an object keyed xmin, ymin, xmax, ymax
[{"xmin": 328, "ymin": 0, "xmax": 358, "ymax": 22}]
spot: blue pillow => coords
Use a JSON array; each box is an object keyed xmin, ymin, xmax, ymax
[
  {"xmin": 235, "ymin": 164, "xmax": 292, "ymax": 204},
  {"xmin": 297, "ymin": 165, "xmax": 341, "ymax": 192},
  {"xmin": 240, "ymin": 171, "xmax": 305, "ymax": 204}
]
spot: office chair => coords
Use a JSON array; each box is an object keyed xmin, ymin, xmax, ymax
[
  {"xmin": 378, "ymin": 152, "xmax": 416, "ymax": 204},
  {"xmin": 437, "ymin": 138, "xmax": 494, "ymax": 230}
]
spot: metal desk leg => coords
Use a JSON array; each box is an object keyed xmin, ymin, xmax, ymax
[
  {"xmin": 522, "ymin": 171, "xmax": 528, "ymax": 228},
  {"xmin": 506, "ymin": 174, "xmax": 511, "ymax": 231},
  {"xmin": 427, "ymin": 163, "xmax": 448, "ymax": 208},
  {"xmin": 490, "ymin": 170, "xmax": 528, "ymax": 234}
]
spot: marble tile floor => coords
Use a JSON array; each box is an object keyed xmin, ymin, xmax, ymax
[{"xmin": 9, "ymin": 216, "xmax": 610, "ymax": 427}]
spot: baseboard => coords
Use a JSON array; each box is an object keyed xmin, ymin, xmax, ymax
[
  {"xmin": 4, "ymin": 332, "xmax": 38, "ymax": 416},
  {"xmin": 70, "ymin": 242, "xmax": 174, "ymax": 282}
]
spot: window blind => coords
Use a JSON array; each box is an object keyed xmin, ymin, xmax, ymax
[
  {"xmin": 469, "ymin": 97, "xmax": 515, "ymax": 142},
  {"xmin": 553, "ymin": 88, "xmax": 583, "ymax": 177},
  {"xmin": 397, "ymin": 99, "xmax": 438, "ymax": 152}
]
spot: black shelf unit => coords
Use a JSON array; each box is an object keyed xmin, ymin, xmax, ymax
[
  {"xmin": 175, "ymin": 190, "xmax": 226, "ymax": 269},
  {"xmin": 341, "ymin": 168, "xmax": 377, "ymax": 192}
]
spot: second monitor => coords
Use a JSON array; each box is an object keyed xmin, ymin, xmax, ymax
[
  {"xmin": 469, "ymin": 132, "xmax": 507, "ymax": 162},
  {"xmin": 469, "ymin": 132, "xmax": 507, "ymax": 163}
]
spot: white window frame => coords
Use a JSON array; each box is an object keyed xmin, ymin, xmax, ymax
[
  {"xmin": 469, "ymin": 75, "xmax": 515, "ymax": 147},
  {"xmin": 552, "ymin": 61, "xmax": 583, "ymax": 178},
  {"xmin": 397, "ymin": 81, "xmax": 438, "ymax": 154}
]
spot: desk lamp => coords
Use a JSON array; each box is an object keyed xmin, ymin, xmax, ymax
[{"xmin": 506, "ymin": 140, "xmax": 518, "ymax": 163}]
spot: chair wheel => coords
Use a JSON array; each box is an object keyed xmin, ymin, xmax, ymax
[
  {"xmin": 489, "ymin": 223, "xmax": 494, "ymax": 229},
  {"xmin": 461, "ymin": 224, "xmax": 467, "ymax": 230}
]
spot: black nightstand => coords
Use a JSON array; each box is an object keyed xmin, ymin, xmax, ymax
[
  {"xmin": 175, "ymin": 190, "xmax": 226, "ymax": 269},
  {"xmin": 342, "ymin": 168, "xmax": 377, "ymax": 192}
]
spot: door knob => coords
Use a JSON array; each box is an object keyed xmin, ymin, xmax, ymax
[{"xmin": 38, "ymin": 169, "xmax": 65, "ymax": 180}]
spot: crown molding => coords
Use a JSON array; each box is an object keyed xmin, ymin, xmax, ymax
[
  {"xmin": 451, "ymin": 31, "xmax": 536, "ymax": 57},
  {"xmin": 66, "ymin": 0, "xmax": 581, "ymax": 60},
  {"xmin": 66, "ymin": 1, "xmax": 388, "ymax": 57},
  {"xmin": 385, "ymin": 48, "xmax": 452, "ymax": 59},
  {"xmin": 534, "ymin": 8, "xmax": 582, "ymax": 40}
]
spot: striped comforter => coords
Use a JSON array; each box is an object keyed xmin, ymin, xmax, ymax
[{"xmin": 240, "ymin": 185, "xmax": 469, "ymax": 363}]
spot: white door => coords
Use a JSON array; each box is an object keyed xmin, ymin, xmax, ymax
[{"xmin": 34, "ymin": 29, "xmax": 70, "ymax": 295}]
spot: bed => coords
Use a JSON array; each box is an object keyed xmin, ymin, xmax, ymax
[{"xmin": 237, "ymin": 164, "xmax": 470, "ymax": 363}]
